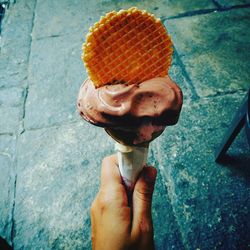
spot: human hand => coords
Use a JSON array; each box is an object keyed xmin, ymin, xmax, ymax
[{"xmin": 91, "ymin": 154, "xmax": 157, "ymax": 250}]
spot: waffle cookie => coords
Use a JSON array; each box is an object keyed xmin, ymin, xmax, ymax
[{"xmin": 82, "ymin": 7, "xmax": 173, "ymax": 88}]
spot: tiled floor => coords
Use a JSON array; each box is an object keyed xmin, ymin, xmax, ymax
[{"xmin": 0, "ymin": 0, "xmax": 249, "ymax": 249}]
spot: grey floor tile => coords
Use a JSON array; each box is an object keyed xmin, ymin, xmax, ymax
[
  {"xmin": 24, "ymin": 33, "xmax": 85, "ymax": 129},
  {"xmin": 0, "ymin": 135, "xmax": 16, "ymax": 244},
  {"xmin": 166, "ymin": 8, "xmax": 250, "ymax": 97},
  {"xmin": 14, "ymin": 122, "xmax": 114, "ymax": 249},
  {"xmin": 216, "ymin": 0, "xmax": 250, "ymax": 7},
  {"xmin": 0, "ymin": 0, "xmax": 35, "ymax": 88},
  {"xmin": 156, "ymin": 93, "xmax": 250, "ymax": 249},
  {"xmin": 33, "ymin": 0, "xmax": 216, "ymax": 39}
]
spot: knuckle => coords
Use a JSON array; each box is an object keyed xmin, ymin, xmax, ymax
[
  {"xmin": 91, "ymin": 184, "xmax": 127, "ymax": 216},
  {"xmin": 97, "ymin": 192, "xmax": 110, "ymax": 212},
  {"xmin": 98, "ymin": 188, "xmax": 116, "ymax": 210},
  {"xmin": 111, "ymin": 185, "xmax": 128, "ymax": 206},
  {"xmin": 135, "ymin": 185, "xmax": 153, "ymax": 202},
  {"xmin": 99, "ymin": 185, "xmax": 126, "ymax": 208}
]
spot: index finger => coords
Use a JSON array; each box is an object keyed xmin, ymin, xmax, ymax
[{"xmin": 101, "ymin": 154, "xmax": 122, "ymax": 188}]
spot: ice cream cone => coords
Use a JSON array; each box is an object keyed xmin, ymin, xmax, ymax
[
  {"xmin": 106, "ymin": 127, "xmax": 158, "ymax": 192},
  {"xmin": 115, "ymin": 142, "xmax": 149, "ymax": 191}
]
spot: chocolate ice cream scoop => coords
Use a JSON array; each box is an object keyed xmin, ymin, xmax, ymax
[{"xmin": 77, "ymin": 76, "xmax": 183, "ymax": 145}]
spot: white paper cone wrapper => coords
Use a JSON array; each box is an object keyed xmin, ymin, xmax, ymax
[{"xmin": 115, "ymin": 142, "xmax": 149, "ymax": 190}]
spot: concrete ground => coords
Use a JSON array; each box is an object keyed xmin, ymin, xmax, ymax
[{"xmin": 0, "ymin": 0, "xmax": 250, "ymax": 249}]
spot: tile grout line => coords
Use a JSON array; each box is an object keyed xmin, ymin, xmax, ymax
[
  {"xmin": 161, "ymin": 3, "xmax": 250, "ymax": 21},
  {"xmin": 3, "ymin": 2, "xmax": 19, "ymax": 244},
  {"xmin": 203, "ymin": 88, "xmax": 248, "ymax": 99},
  {"xmin": 0, "ymin": 1, "xmax": 9, "ymax": 35},
  {"xmin": 24, "ymin": 119, "xmax": 81, "ymax": 132},
  {"xmin": 173, "ymin": 46, "xmax": 200, "ymax": 101},
  {"xmin": 0, "ymin": 1, "xmax": 10, "ymax": 56},
  {"xmin": 162, "ymin": 8, "xmax": 218, "ymax": 21},
  {"xmin": 0, "ymin": 132, "xmax": 14, "ymax": 136},
  {"xmin": 19, "ymin": 86, "xmax": 29, "ymax": 134},
  {"xmin": 10, "ymin": 0, "xmax": 38, "ymax": 247},
  {"xmin": 211, "ymin": 0, "xmax": 222, "ymax": 9}
]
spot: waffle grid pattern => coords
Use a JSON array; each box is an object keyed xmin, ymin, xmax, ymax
[{"xmin": 82, "ymin": 7, "xmax": 173, "ymax": 88}]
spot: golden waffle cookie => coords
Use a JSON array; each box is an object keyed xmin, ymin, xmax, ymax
[{"xmin": 82, "ymin": 7, "xmax": 173, "ymax": 88}]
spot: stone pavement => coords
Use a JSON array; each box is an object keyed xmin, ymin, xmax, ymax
[{"xmin": 0, "ymin": 0, "xmax": 249, "ymax": 249}]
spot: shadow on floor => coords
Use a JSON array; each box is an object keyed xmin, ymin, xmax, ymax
[{"xmin": 218, "ymin": 154, "xmax": 250, "ymax": 180}]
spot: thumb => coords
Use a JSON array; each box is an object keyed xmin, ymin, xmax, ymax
[{"xmin": 131, "ymin": 167, "xmax": 157, "ymax": 237}]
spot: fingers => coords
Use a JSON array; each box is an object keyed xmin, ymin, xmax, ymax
[
  {"xmin": 92, "ymin": 155, "xmax": 156, "ymax": 249},
  {"xmin": 131, "ymin": 166, "xmax": 157, "ymax": 239},
  {"xmin": 99, "ymin": 154, "xmax": 128, "ymax": 208},
  {"xmin": 100, "ymin": 154, "xmax": 121, "ymax": 188}
]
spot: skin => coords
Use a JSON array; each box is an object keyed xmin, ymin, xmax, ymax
[{"xmin": 91, "ymin": 155, "xmax": 157, "ymax": 250}]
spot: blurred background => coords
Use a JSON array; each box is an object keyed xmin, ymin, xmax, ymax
[{"xmin": 0, "ymin": 0, "xmax": 249, "ymax": 249}]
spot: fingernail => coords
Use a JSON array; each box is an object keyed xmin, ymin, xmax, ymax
[{"xmin": 143, "ymin": 167, "xmax": 157, "ymax": 183}]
